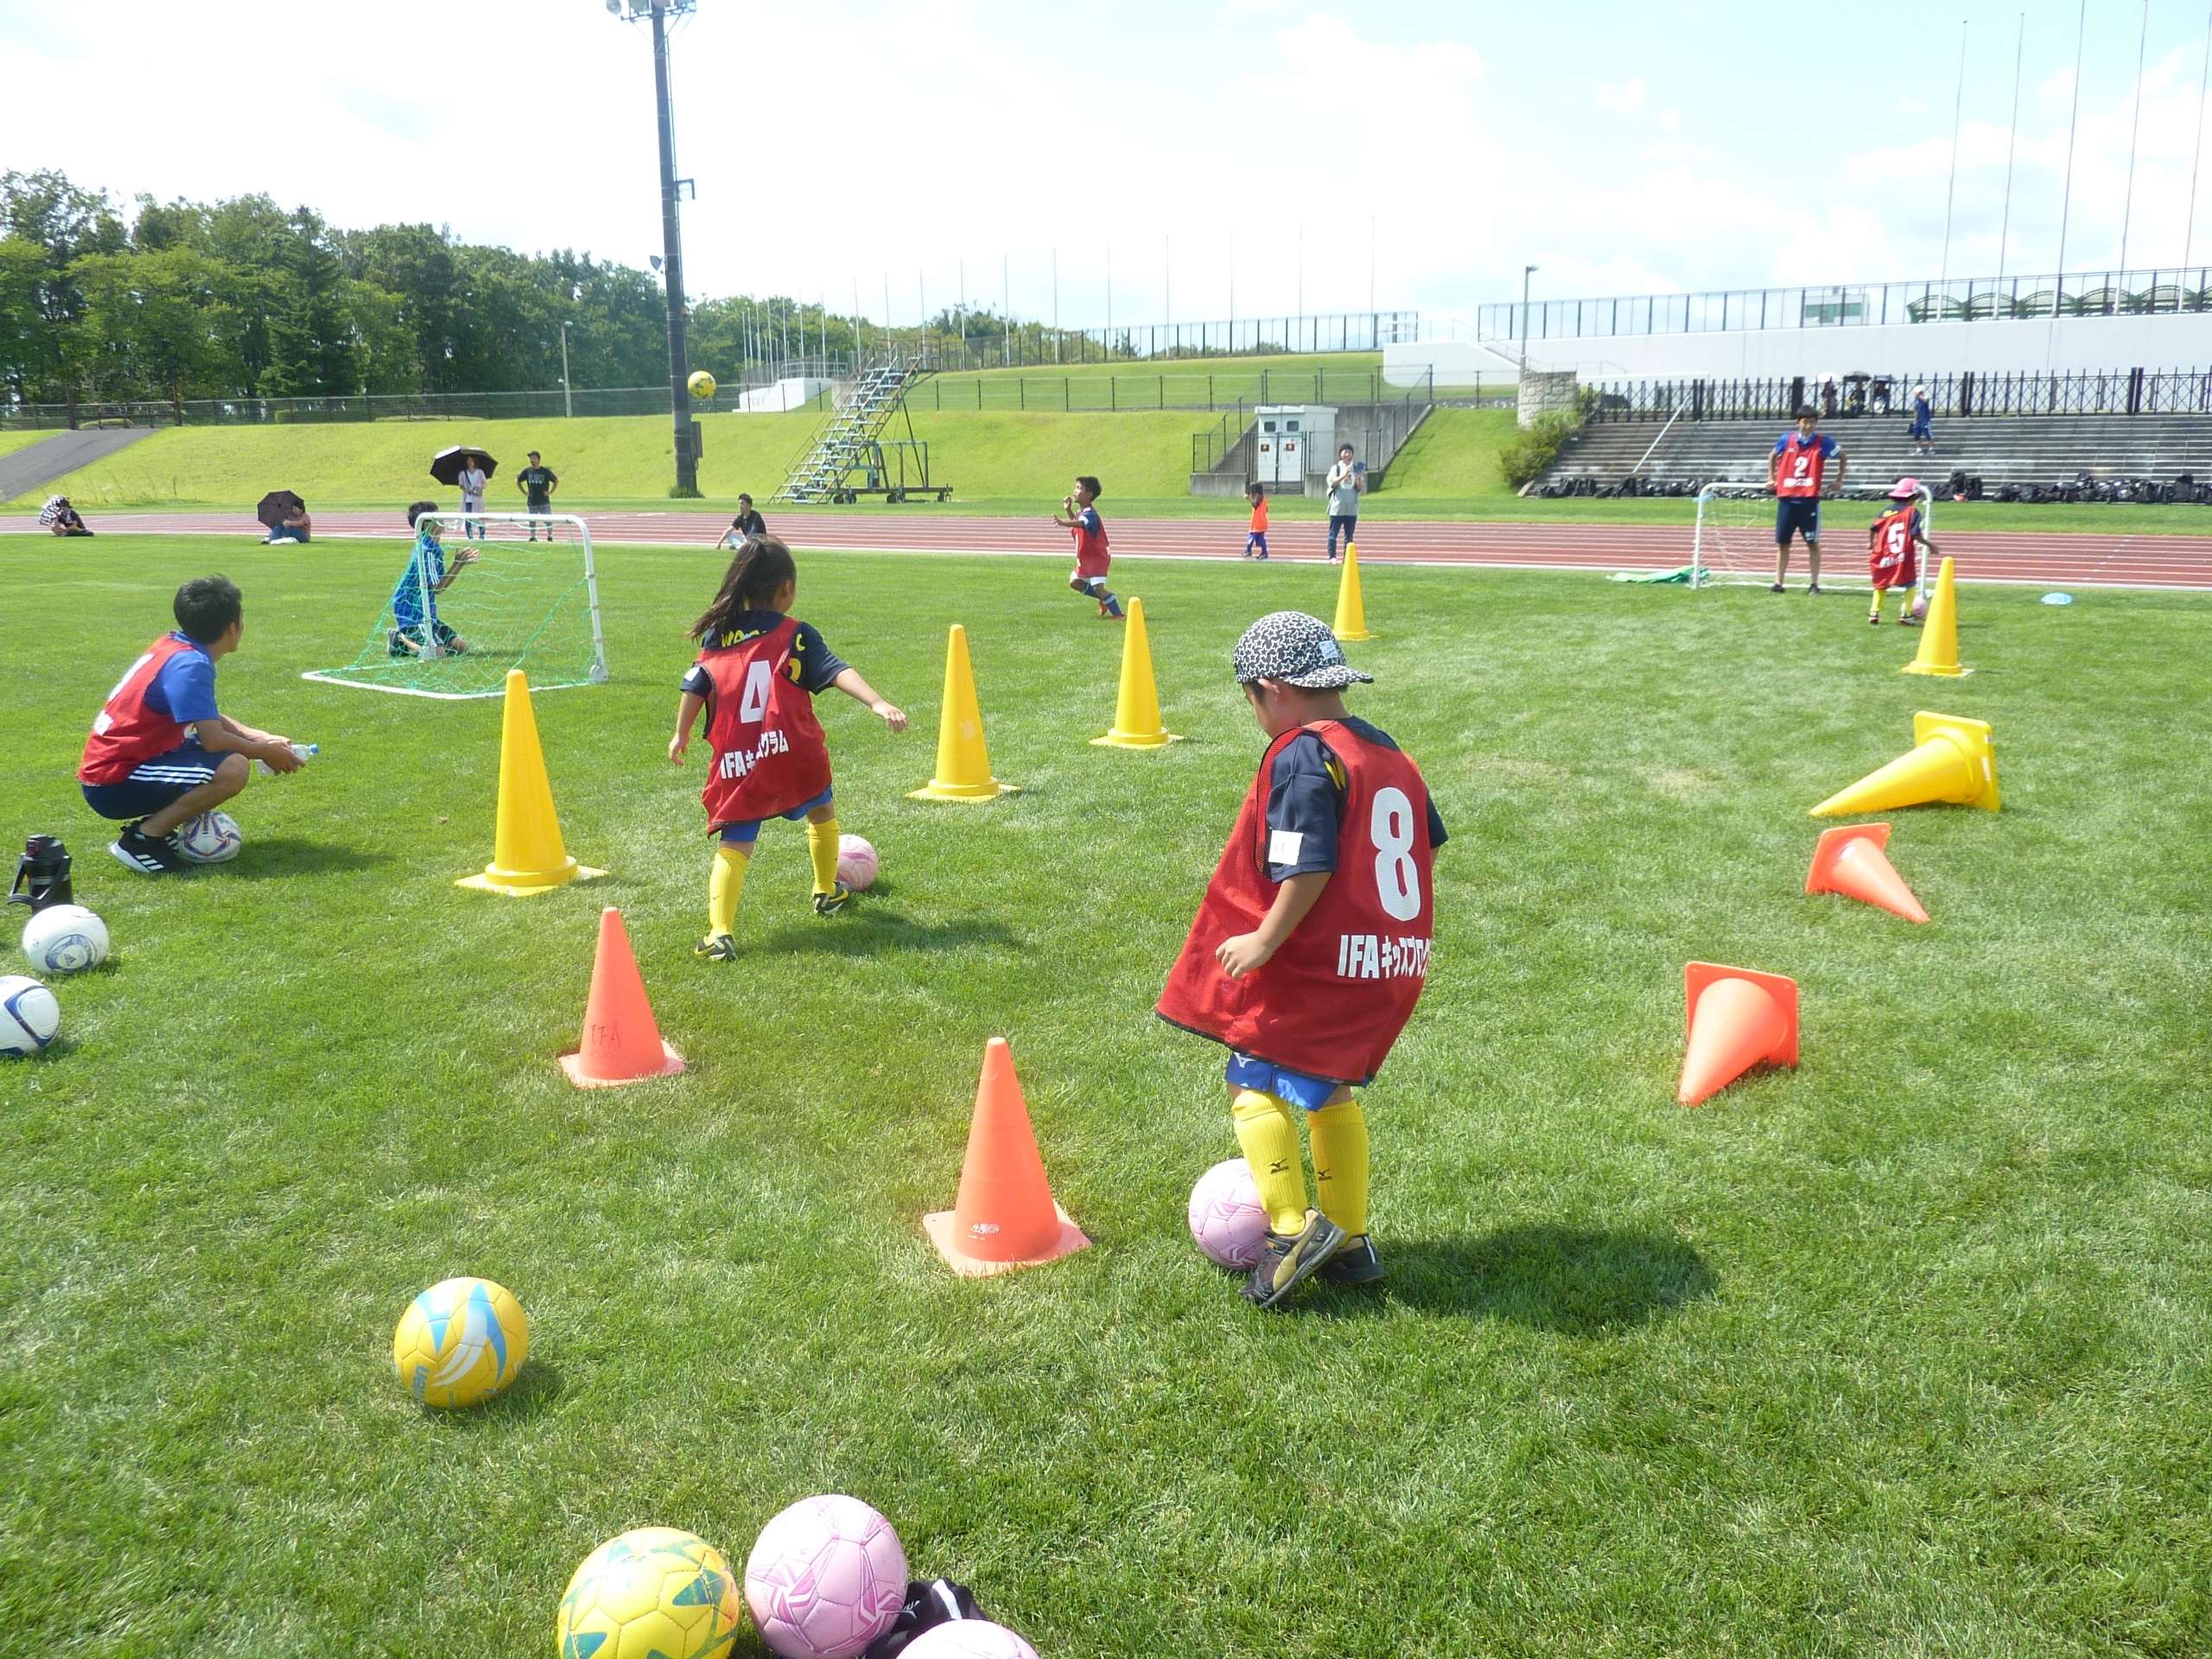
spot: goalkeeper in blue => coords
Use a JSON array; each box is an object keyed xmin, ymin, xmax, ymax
[{"xmin": 389, "ymin": 501, "xmax": 478, "ymax": 658}]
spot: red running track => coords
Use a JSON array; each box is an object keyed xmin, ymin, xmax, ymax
[{"xmin": 16, "ymin": 508, "xmax": 2212, "ymax": 589}]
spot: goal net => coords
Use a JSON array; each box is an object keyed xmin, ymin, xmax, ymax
[
  {"xmin": 303, "ymin": 512, "xmax": 608, "ymax": 699},
  {"xmin": 1692, "ymin": 485, "xmax": 1936, "ymax": 596}
]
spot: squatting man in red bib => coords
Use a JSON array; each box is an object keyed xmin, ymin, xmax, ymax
[{"xmin": 1156, "ymin": 611, "xmax": 1446, "ymax": 1309}]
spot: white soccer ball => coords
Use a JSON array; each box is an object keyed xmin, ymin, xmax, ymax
[
  {"xmin": 21, "ymin": 906, "xmax": 109, "ymax": 974},
  {"xmin": 744, "ymin": 1495, "xmax": 908, "ymax": 1659},
  {"xmin": 175, "ymin": 810, "xmax": 243, "ymax": 864},
  {"xmin": 0, "ymin": 975, "xmax": 60, "ymax": 1055}
]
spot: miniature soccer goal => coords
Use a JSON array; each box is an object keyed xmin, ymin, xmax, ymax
[
  {"xmin": 302, "ymin": 512, "xmax": 609, "ymax": 699},
  {"xmin": 1691, "ymin": 483, "xmax": 1936, "ymax": 597}
]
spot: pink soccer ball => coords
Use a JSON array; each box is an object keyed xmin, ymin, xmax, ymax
[
  {"xmin": 744, "ymin": 1494, "xmax": 907, "ymax": 1659},
  {"xmin": 1187, "ymin": 1158, "xmax": 1269, "ymax": 1269},
  {"xmin": 901, "ymin": 1620, "xmax": 1040, "ymax": 1659},
  {"xmin": 836, "ymin": 835, "xmax": 879, "ymax": 891}
]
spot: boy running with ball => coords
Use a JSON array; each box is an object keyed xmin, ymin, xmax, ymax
[
  {"xmin": 1052, "ymin": 475, "xmax": 1124, "ymax": 620},
  {"xmin": 1156, "ymin": 612, "xmax": 1446, "ymax": 1308}
]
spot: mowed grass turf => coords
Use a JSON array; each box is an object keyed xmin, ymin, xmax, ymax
[{"xmin": 3, "ymin": 538, "xmax": 2209, "ymax": 1657}]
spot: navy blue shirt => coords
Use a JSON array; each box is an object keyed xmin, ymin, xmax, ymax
[
  {"xmin": 680, "ymin": 612, "xmax": 849, "ymax": 701},
  {"xmin": 1262, "ymin": 716, "xmax": 1447, "ymax": 881}
]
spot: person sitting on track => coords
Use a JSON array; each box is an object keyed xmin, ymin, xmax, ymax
[
  {"xmin": 718, "ymin": 493, "xmax": 767, "ymax": 550},
  {"xmin": 264, "ymin": 500, "xmax": 313, "ymax": 544},
  {"xmin": 45, "ymin": 497, "xmax": 93, "ymax": 537}
]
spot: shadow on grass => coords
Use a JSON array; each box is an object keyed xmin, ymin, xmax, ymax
[
  {"xmin": 1314, "ymin": 1224, "xmax": 1718, "ymax": 1334},
  {"xmin": 754, "ymin": 912, "xmax": 1024, "ymax": 958},
  {"xmin": 219, "ymin": 838, "xmax": 396, "ymax": 879},
  {"xmin": 421, "ymin": 1360, "xmax": 565, "ymax": 1426}
]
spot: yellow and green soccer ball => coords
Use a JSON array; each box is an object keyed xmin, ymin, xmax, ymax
[
  {"xmin": 558, "ymin": 1527, "xmax": 742, "ymax": 1659},
  {"xmin": 687, "ymin": 370, "xmax": 717, "ymax": 399},
  {"xmin": 391, "ymin": 1276, "xmax": 530, "ymax": 1408}
]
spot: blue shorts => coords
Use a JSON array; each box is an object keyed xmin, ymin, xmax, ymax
[
  {"xmin": 1909, "ymin": 416, "xmax": 1933, "ymax": 439},
  {"xmin": 1245, "ymin": 531, "xmax": 1268, "ymax": 554},
  {"xmin": 1775, "ymin": 497, "xmax": 1821, "ymax": 545},
  {"xmin": 81, "ymin": 741, "xmax": 223, "ymax": 820},
  {"xmin": 265, "ymin": 525, "xmax": 308, "ymax": 543},
  {"xmin": 718, "ymin": 785, "xmax": 833, "ymax": 847},
  {"xmin": 1226, "ymin": 1052, "xmax": 1347, "ymax": 1111}
]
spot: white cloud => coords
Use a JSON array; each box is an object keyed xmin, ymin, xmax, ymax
[{"xmin": 1598, "ymin": 77, "xmax": 1647, "ymax": 114}]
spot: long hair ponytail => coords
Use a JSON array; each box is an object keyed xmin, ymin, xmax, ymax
[{"xmin": 690, "ymin": 535, "xmax": 798, "ymax": 640}]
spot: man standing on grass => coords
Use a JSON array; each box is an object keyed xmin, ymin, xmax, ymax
[
  {"xmin": 517, "ymin": 450, "xmax": 559, "ymax": 542},
  {"xmin": 1769, "ymin": 406, "xmax": 1845, "ymax": 594}
]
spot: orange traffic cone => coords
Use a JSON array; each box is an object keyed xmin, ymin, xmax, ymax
[
  {"xmin": 1678, "ymin": 963, "xmax": 1798, "ymax": 1107},
  {"xmin": 1805, "ymin": 823, "xmax": 1929, "ymax": 923},
  {"xmin": 558, "ymin": 907, "xmax": 684, "ymax": 1088},
  {"xmin": 924, "ymin": 1037, "xmax": 1090, "ymax": 1276}
]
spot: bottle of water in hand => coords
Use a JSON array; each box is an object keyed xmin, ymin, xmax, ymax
[{"xmin": 256, "ymin": 742, "xmax": 318, "ymax": 776}]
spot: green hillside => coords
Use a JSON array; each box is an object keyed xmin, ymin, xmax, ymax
[{"xmin": 1382, "ymin": 408, "xmax": 1522, "ymax": 499}]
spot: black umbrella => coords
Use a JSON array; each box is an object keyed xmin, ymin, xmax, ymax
[
  {"xmin": 429, "ymin": 446, "xmax": 499, "ymax": 486},
  {"xmin": 256, "ymin": 489, "xmax": 305, "ymax": 530}
]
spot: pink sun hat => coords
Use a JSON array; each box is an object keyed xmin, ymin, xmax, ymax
[{"xmin": 1887, "ymin": 477, "xmax": 1921, "ymax": 499}]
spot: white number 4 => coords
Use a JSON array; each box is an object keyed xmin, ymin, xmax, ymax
[
  {"xmin": 1371, "ymin": 786, "xmax": 1422, "ymax": 922},
  {"xmin": 738, "ymin": 659, "xmax": 772, "ymax": 722}
]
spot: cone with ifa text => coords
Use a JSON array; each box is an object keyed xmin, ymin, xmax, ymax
[
  {"xmin": 559, "ymin": 907, "xmax": 684, "ymax": 1087},
  {"xmin": 910, "ymin": 625, "xmax": 1017, "ymax": 801},
  {"xmin": 1806, "ymin": 823, "xmax": 1929, "ymax": 923},
  {"xmin": 1810, "ymin": 711, "xmax": 1999, "ymax": 817},
  {"xmin": 457, "ymin": 669, "xmax": 607, "ymax": 894},
  {"xmin": 1332, "ymin": 541, "xmax": 1375, "ymax": 641},
  {"xmin": 924, "ymin": 1037, "xmax": 1090, "ymax": 1276},
  {"xmin": 1091, "ymin": 597, "xmax": 1181, "ymax": 749},
  {"xmin": 1678, "ymin": 963, "xmax": 1799, "ymax": 1108},
  {"xmin": 1902, "ymin": 556, "xmax": 1969, "ymax": 677}
]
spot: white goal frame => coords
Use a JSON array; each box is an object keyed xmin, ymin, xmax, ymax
[
  {"xmin": 1692, "ymin": 484, "xmax": 1936, "ymax": 598},
  {"xmin": 302, "ymin": 512, "xmax": 609, "ymax": 700}
]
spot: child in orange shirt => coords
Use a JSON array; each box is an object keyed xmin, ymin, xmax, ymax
[{"xmin": 1243, "ymin": 483, "xmax": 1270, "ymax": 560}]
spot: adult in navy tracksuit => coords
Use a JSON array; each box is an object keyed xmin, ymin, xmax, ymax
[{"xmin": 78, "ymin": 576, "xmax": 304, "ymax": 874}]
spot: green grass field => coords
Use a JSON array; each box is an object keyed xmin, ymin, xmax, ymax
[{"xmin": 5, "ymin": 537, "xmax": 2209, "ymax": 1656}]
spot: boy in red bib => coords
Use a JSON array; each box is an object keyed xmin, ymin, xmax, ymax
[
  {"xmin": 1051, "ymin": 474, "xmax": 1124, "ymax": 620},
  {"xmin": 1866, "ymin": 480, "xmax": 1936, "ymax": 625},
  {"xmin": 669, "ymin": 537, "xmax": 906, "ymax": 960},
  {"xmin": 1157, "ymin": 612, "xmax": 1446, "ymax": 1308}
]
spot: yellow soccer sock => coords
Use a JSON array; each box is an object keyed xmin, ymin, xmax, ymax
[
  {"xmin": 709, "ymin": 843, "xmax": 748, "ymax": 936},
  {"xmin": 806, "ymin": 817, "xmax": 841, "ymax": 895},
  {"xmin": 1306, "ymin": 1097, "xmax": 1370, "ymax": 1238},
  {"xmin": 1231, "ymin": 1089, "xmax": 1310, "ymax": 1235}
]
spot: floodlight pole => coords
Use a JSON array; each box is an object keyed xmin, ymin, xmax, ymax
[
  {"xmin": 646, "ymin": 0, "xmax": 698, "ymax": 494},
  {"xmin": 1521, "ymin": 264, "xmax": 1537, "ymax": 378},
  {"xmin": 560, "ymin": 321, "xmax": 573, "ymax": 418}
]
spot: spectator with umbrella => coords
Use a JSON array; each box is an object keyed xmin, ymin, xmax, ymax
[
  {"xmin": 258, "ymin": 491, "xmax": 312, "ymax": 544},
  {"xmin": 431, "ymin": 445, "xmax": 496, "ymax": 538},
  {"xmin": 40, "ymin": 496, "xmax": 92, "ymax": 537}
]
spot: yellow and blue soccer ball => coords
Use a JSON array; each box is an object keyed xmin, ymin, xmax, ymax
[
  {"xmin": 687, "ymin": 370, "xmax": 717, "ymax": 400},
  {"xmin": 558, "ymin": 1527, "xmax": 743, "ymax": 1659},
  {"xmin": 391, "ymin": 1276, "xmax": 530, "ymax": 1408}
]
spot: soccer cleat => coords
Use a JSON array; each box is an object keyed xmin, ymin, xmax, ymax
[
  {"xmin": 109, "ymin": 821, "xmax": 188, "ymax": 875},
  {"xmin": 1770, "ymin": 583, "xmax": 1786, "ymax": 594},
  {"xmin": 1320, "ymin": 1234, "xmax": 1385, "ymax": 1285},
  {"xmin": 1868, "ymin": 613, "xmax": 1882, "ymax": 625},
  {"xmin": 812, "ymin": 880, "xmax": 852, "ymax": 916},
  {"xmin": 1242, "ymin": 1209, "xmax": 1347, "ymax": 1309},
  {"xmin": 695, "ymin": 932, "xmax": 739, "ymax": 962},
  {"xmin": 1807, "ymin": 583, "xmax": 1822, "ymax": 595}
]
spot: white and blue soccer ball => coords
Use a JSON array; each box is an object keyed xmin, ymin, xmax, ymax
[
  {"xmin": 175, "ymin": 810, "xmax": 244, "ymax": 864},
  {"xmin": 21, "ymin": 905, "xmax": 109, "ymax": 974},
  {"xmin": 0, "ymin": 974, "xmax": 60, "ymax": 1055}
]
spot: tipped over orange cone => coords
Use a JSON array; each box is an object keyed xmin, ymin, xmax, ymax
[
  {"xmin": 1678, "ymin": 963, "xmax": 1798, "ymax": 1107},
  {"xmin": 924, "ymin": 1037, "xmax": 1090, "ymax": 1276},
  {"xmin": 1806, "ymin": 823, "xmax": 1929, "ymax": 923},
  {"xmin": 558, "ymin": 907, "xmax": 684, "ymax": 1088}
]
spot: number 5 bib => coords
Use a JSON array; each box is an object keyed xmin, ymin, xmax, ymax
[
  {"xmin": 1156, "ymin": 719, "xmax": 1436, "ymax": 1087},
  {"xmin": 696, "ymin": 616, "xmax": 833, "ymax": 825}
]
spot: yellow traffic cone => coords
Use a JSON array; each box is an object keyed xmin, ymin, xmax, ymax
[
  {"xmin": 910, "ymin": 624, "xmax": 1018, "ymax": 801},
  {"xmin": 1810, "ymin": 711, "xmax": 1999, "ymax": 817},
  {"xmin": 1332, "ymin": 541, "xmax": 1374, "ymax": 641},
  {"xmin": 457, "ymin": 669, "xmax": 607, "ymax": 894},
  {"xmin": 1902, "ymin": 556, "xmax": 1970, "ymax": 677},
  {"xmin": 1090, "ymin": 597, "xmax": 1181, "ymax": 749}
]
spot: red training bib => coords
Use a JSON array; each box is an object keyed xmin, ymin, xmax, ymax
[
  {"xmin": 696, "ymin": 616, "xmax": 833, "ymax": 825},
  {"xmin": 79, "ymin": 634, "xmax": 200, "ymax": 785}
]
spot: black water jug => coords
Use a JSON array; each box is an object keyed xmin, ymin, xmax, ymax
[{"xmin": 8, "ymin": 835, "xmax": 73, "ymax": 912}]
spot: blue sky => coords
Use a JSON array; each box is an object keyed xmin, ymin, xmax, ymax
[{"xmin": 4, "ymin": 1, "xmax": 2209, "ymax": 327}]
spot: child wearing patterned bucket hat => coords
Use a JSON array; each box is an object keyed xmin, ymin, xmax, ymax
[{"xmin": 1155, "ymin": 611, "xmax": 1447, "ymax": 1308}]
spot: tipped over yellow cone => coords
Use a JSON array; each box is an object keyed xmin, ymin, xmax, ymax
[
  {"xmin": 1902, "ymin": 556, "xmax": 1970, "ymax": 677},
  {"xmin": 1091, "ymin": 597, "xmax": 1180, "ymax": 749},
  {"xmin": 1332, "ymin": 542, "xmax": 1374, "ymax": 641},
  {"xmin": 1811, "ymin": 711, "xmax": 1999, "ymax": 817},
  {"xmin": 458, "ymin": 670, "xmax": 607, "ymax": 894},
  {"xmin": 910, "ymin": 624, "xmax": 1017, "ymax": 801}
]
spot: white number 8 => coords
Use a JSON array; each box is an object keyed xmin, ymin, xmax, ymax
[{"xmin": 1371, "ymin": 785, "xmax": 1421, "ymax": 922}]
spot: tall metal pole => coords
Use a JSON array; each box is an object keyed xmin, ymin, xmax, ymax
[
  {"xmin": 2119, "ymin": 0, "xmax": 2151, "ymax": 274},
  {"xmin": 561, "ymin": 320, "xmax": 572, "ymax": 418},
  {"xmin": 1998, "ymin": 13, "xmax": 2025, "ymax": 283},
  {"xmin": 2055, "ymin": 0, "xmax": 2087, "ymax": 281},
  {"xmin": 2187, "ymin": 3, "xmax": 2212, "ymax": 274},
  {"xmin": 648, "ymin": 1, "xmax": 696, "ymax": 493},
  {"xmin": 1940, "ymin": 19, "xmax": 1967, "ymax": 284},
  {"xmin": 1521, "ymin": 264, "xmax": 1536, "ymax": 377}
]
